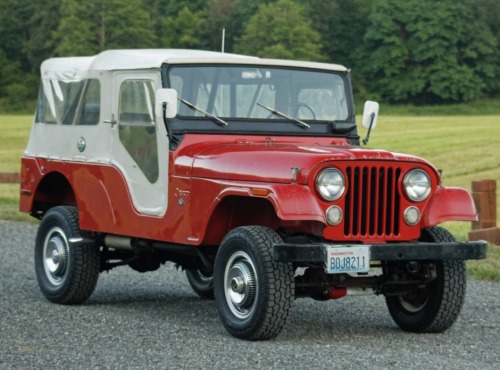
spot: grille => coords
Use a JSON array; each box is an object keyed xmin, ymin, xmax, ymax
[{"xmin": 344, "ymin": 166, "xmax": 401, "ymax": 238}]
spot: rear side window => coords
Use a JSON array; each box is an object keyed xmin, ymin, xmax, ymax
[{"xmin": 35, "ymin": 79, "xmax": 101, "ymax": 125}]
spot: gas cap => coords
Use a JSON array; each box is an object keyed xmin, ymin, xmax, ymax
[{"xmin": 77, "ymin": 137, "xmax": 86, "ymax": 152}]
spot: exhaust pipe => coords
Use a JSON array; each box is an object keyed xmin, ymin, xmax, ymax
[
  {"xmin": 102, "ymin": 235, "xmax": 213, "ymax": 271},
  {"xmin": 104, "ymin": 235, "xmax": 133, "ymax": 250}
]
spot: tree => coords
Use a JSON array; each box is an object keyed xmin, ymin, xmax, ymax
[
  {"xmin": 303, "ymin": 0, "xmax": 373, "ymax": 100},
  {"xmin": 0, "ymin": 51, "xmax": 21, "ymax": 97},
  {"xmin": 0, "ymin": 0, "xmax": 32, "ymax": 69},
  {"xmin": 143, "ymin": 0, "xmax": 207, "ymax": 16},
  {"xmin": 25, "ymin": 0, "xmax": 62, "ymax": 72},
  {"xmin": 55, "ymin": 0, "xmax": 95, "ymax": 55},
  {"xmin": 234, "ymin": 0, "xmax": 325, "ymax": 61},
  {"xmin": 144, "ymin": 0, "xmax": 208, "ymax": 46},
  {"xmin": 54, "ymin": 0, "xmax": 156, "ymax": 56},
  {"xmin": 0, "ymin": 0, "xmax": 42, "ymax": 104},
  {"xmin": 161, "ymin": 6, "xmax": 205, "ymax": 48},
  {"xmin": 364, "ymin": 0, "xmax": 497, "ymax": 104},
  {"xmin": 465, "ymin": 0, "xmax": 500, "ymax": 95},
  {"xmin": 198, "ymin": 0, "xmax": 267, "ymax": 53},
  {"xmin": 304, "ymin": 0, "xmax": 372, "ymax": 67}
]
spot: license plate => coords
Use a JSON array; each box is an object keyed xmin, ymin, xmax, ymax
[{"xmin": 325, "ymin": 245, "xmax": 371, "ymax": 274}]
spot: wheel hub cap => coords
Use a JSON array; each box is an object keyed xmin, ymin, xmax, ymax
[
  {"xmin": 399, "ymin": 288, "xmax": 430, "ymax": 313},
  {"xmin": 224, "ymin": 252, "xmax": 257, "ymax": 319},
  {"xmin": 43, "ymin": 228, "xmax": 69, "ymax": 285},
  {"xmin": 51, "ymin": 248, "xmax": 60, "ymax": 265}
]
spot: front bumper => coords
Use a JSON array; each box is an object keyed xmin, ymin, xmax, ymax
[{"xmin": 274, "ymin": 241, "xmax": 487, "ymax": 263}]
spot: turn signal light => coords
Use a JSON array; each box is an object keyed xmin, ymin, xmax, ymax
[{"xmin": 251, "ymin": 188, "xmax": 270, "ymax": 196}]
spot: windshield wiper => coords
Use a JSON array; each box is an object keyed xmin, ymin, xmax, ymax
[
  {"xmin": 178, "ymin": 97, "xmax": 228, "ymax": 127},
  {"xmin": 257, "ymin": 102, "xmax": 310, "ymax": 129}
]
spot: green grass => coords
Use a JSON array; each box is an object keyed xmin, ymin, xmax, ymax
[
  {"xmin": 1, "ymin": 114, "xmax": 499, "ymax": 278},
  {"xmin": 361, "ymin": 115, "xmax": 500, "ymax": 280},
  {"xmin": 0, "ymin": 115, "xmax": 31, "ymax": 171},
  {"xmin": 467, "ymin": 244, "xmax": 500, "ymax": 280},
  {"xmin": 362, "ymin": 115, "xmax": 500, "ymax": 230},
  {"xmin": 378, "ymin": 98, "xmax": 500, "ymax": 116},
  {"xmin": 0, "ymin": 115, "xmax": 33, "ymax": 222}
]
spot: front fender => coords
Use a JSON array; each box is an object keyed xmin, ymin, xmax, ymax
[
  {"xmin": 215, "ymin": 183, "xmax": 324, "ymax": 223},
  {"xmin": 422, "ymin": 186, "xmax": 477, "ymax": 228},
  {"xmin": 267, "ymin": 184, "xmax": 324, "ymax": 222}
]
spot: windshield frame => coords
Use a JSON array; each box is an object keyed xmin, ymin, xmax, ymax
[{"xmin": 161, "ymin": 63, "xmax": 356, "ymax": 139}]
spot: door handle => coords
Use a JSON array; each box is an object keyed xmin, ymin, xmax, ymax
[{"xmin": 104, "ymin": 114, "xmax": 117, "ymax": 127}]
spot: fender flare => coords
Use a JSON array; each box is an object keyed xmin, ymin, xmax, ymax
[
  {"xmin": 215, "ymin": 183, "xmax": 325, "ymax": 223},
  {"xmin": 422, "ymin": 186, "xmax": 477, "ymax": 228}
]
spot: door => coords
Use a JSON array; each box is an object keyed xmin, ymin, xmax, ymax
[{"xmin": 110, "ymin": 72, "xmax": 169, "ymax": 216}]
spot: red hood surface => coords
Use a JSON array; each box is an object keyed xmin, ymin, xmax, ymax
[{"xmin": 175, "ymin": 136, "xmax": 432, "ymax": 184}]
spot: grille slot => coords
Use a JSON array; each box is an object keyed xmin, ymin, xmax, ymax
[{"xmin": 344, "ymin": 166, "xmax": 401, "ymax": 238}]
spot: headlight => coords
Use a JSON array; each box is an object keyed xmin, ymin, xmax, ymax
[
  {"xmin": 316, "ymin": 168, "xmax": 345, "ymax": 201},
  {"xmin": 403, "ymin": 169, "xmax": 431, "ymax": 201}
]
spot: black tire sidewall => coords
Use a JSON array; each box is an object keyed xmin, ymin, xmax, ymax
[
  {"xmin": 35, "ymin": 208, "xmax": 78, "ymax": 300},
  {"xmin": 214, "ymin": 226, "xmax": 294, "ymax": 340},
  {"xmin": 386, "ymin": 226, "xmax": 466, "ymax": 332},
  {"xmin": 34, "ymin": 206, "xmax": 99, "ymax": 304},
  {"xmin": 386, "ymin": 261, "xmax": 445, "ymax": 330},
  {"xmin": 214, "ymin": 232, "xmax": 269, "ymax": 334}
]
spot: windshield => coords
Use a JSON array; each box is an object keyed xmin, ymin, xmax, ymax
[{"xmin": 168, "ymin": 65, "xmax": 349, "ymax": 122}]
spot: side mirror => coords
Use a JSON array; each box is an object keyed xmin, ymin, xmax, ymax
[
  {"xmin": 361, "ymin": 100, "xmax": 379, "ymax": 129},
  {"xmin": 155, "ymin": 88, "xmax": 177, "ymax": 119},
  {"xmin": 361, "ymin": 101, "xmax": 379, "ymax": 145}
]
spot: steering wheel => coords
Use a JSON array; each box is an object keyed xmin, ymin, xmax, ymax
[{"xmin": 266, "ymin": 102, "xmax": 317, "ymax": 120}]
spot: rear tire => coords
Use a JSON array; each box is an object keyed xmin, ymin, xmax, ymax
[
  {"xmin": 386, "ymin": 226, "xmax": 466, "ymax": 333},
  {"xmin": 214, "ymin": 226, "xmax": 295, "ymax": 340},
  {"xmin": 35, "ymin": 206, "xmax": 100, "ymax": 304}
]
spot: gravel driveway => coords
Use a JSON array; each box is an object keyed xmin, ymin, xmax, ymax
[{"xmin": 1, "ymin": 220, "xmax": 499, "ymax": 369}]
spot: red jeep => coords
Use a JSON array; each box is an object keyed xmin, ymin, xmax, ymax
[{"xmin": 20, "ymin": 49, "xmax": 486, "ymax": 340}]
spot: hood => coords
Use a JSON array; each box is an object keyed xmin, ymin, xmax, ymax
[{"xmin": 180, "ymin": 138, "xmax": 431, "ymax": 184}]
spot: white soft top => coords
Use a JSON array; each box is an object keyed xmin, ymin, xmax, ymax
[{"xmin": 41, "ymin": 49, "xmax": 348, "ymax": 79}]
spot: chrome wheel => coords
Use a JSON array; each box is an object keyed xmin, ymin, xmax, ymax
[
  {"xmin": 35, "ymin": 206, "xmax": 100, "ymax": 304},
  {"xmin": 42, "ymin": 226, "xmax": 70, "ymax": 286},
  {"xmin": 385, "ymin": 226, "xmax": 467, "ymax": 333},
  {"xmin": 224, "ymin": 251, "xmax": 258, "ymax": 320},
  {"xmin": 398, "ymin": 288, "xmax": 430, "ymax": 313},
  {"xmin": 214, "ymin": 226, "xmax": 295, "ymax": 340}
]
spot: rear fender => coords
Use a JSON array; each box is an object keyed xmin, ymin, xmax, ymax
[{"xmin": 20, "ymin": 157, "xmax": 116, "ymax": 232}]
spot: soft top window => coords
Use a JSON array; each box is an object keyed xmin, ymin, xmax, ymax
[{"xmin": 35, "ymin": 78, "xmax": 100, "ymax": 126}]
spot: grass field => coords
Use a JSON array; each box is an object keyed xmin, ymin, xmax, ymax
[
  {"xmin": 362, "ymin": 115, "xmax": 500, "ymax": 280},
  {"xmin": 1, "ymin": 114, "xmax": 499, "ymax": 278},
  {"xmin": 0, "ymin": 115, "xmax": 33, "ymax": 222}
]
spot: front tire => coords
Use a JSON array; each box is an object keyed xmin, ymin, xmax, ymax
[
  {"xmin": 386, "ymin": 226, "xmax": 467, "ymax": 333},
  {"xmin": 214, "ymin": 226, "xmax": 295, "ymax": 340},
  {"xmin": 35, "ymin": 206, "xmax": 100, "ymax": 304}
]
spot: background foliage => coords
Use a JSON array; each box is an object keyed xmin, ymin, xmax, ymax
[{"xmin": 1, "ymin": 0, "xmax": 499, "ymax": 110}]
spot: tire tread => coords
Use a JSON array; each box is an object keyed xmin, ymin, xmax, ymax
[
  {"xmin": 387, "ymin": 226, "xmax": 466, "ymax": 333},
  {"xmin": 35, "ymin": 206, "xmax": 99, "ymax": 305},
  {"xmin": 214, "ymin": 226, "xmax": 295, "ymax": 340}
]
